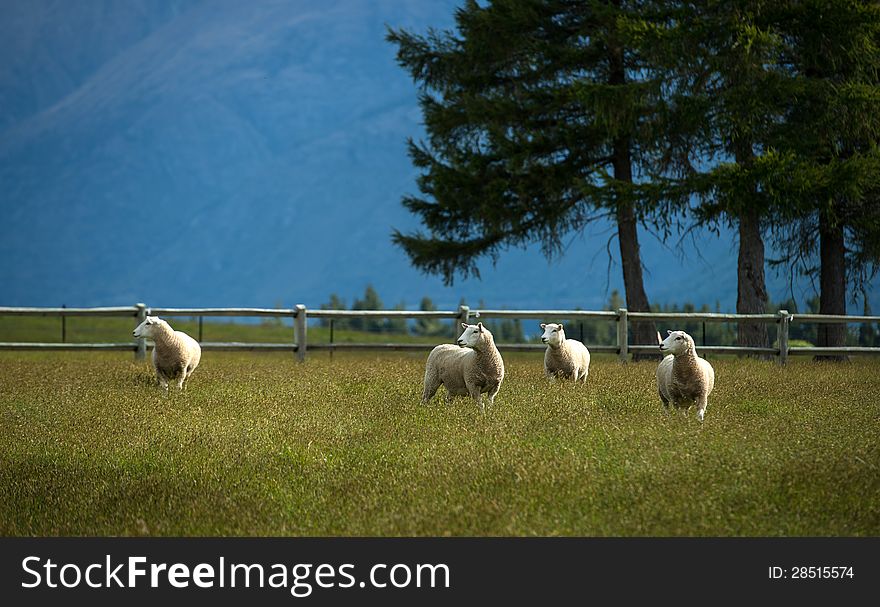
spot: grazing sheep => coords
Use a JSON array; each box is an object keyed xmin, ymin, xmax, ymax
[
  {"xmin": 421, "ymin": 322, "xmax": 505, "ymax": 411},
  {"xmin": 133, "ymin": 316, "xmax": 201, "ymax": 392},
  {"xmin": 540, "ymin": 322, "xmax": 590, "ymax": 382},
  {"xmin": 656, "ymin": 330, "xmax": 715, "ymax": 421}
]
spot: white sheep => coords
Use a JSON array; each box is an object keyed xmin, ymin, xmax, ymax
[
  {"xmin": 421, "ymin": 322, "xmax": 505, "ymax": 411},
  {"xmin": 540, "ymin": 322, "xmax": 590, "ymax": 382},
  {"xmin": 656, "ymin": 330, "xmax": 715, "ymax": 421},
  {"xmin": 133, "ymin": 316, "xmax": 201, "ymax": 391}
]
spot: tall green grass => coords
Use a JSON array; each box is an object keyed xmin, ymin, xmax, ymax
[{"xmin": 1, "ymin": 351, "xmax": 878, "ymax": 536}]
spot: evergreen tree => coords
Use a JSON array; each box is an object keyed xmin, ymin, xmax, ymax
[
  {"xmin": 414, "ymin": 296, "xmax": 446, "ymax": 336},
  {"xmin": 387, "ymin": 0, "xmax": 670, "ymax": 358},
  {"xmin": 499, "ymin": 318, "xmax": 525, "ymax": 342},
  {"xmin": 351, "ymin": 285, "xmax": 385, "ymax": 332},
  {"xmin": 649, "ymin": 0, "xmax": 880, "ymax": 359},
  {"xmin": 319, "ymin": 293, "xmax": 348, "ymax": 329},
  {"xmin": 388, "ymin": 301, "xmax": 409, "ymax": 335},
  {"xmin": 764, "ymin": 0, "xmax": 880, "ymax": 360},
  {"xmin": 646, "ymin": 0, "xmax": 792, "ymax": 356}
]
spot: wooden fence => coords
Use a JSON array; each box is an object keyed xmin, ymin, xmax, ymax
[{"xmin": 1, "ymin": 304, "xmax": 879, "ymax": 364}]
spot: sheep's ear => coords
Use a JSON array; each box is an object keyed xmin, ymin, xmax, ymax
[
  {"xmin": 477, "ymin": 322, "xmax": 484, "ymax": 332},
  {"xmin": 557, "ymin": 323, "xmax": 563, "ymax": 330},
  {"xmin": 667, "ymin": 330, "xmax": 673, "ymax": 335},
  {"xmin": 461, "ymin": 323, "xmax": 468, "ymax": 330},
  {"xmin": 540, "ymin": 323, "xmax": 546, "ymax": 329}
]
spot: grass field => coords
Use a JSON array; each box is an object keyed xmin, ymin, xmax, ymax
[{"xmin": 1, "ymin": 350, "xmax": 878, "ymax": 536}]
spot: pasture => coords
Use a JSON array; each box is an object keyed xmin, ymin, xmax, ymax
[{"xmin": 1, "ymin": 350, "xmax": 878, "ymax": 536}]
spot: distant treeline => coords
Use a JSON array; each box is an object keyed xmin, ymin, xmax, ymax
[
  {"xmin": 319, "ymin": 285, "xmax": 526, "ymax": 341},
  {"xmin": 320, "ymin": 285, "xmax": 880, "ymax": 347}
]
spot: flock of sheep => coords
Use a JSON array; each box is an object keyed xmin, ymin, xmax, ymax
[{"xmin": 132, "ymin": 315, "xmax": 716, "ymax": 421}]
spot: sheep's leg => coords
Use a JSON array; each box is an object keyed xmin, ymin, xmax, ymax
[
  {"xmin": 156, "ymin": 370, "xmax": 169, "ymax": 392},
  {"xmin": 421, "ymin": 385, "xmax": 439, "ymax": 404},
  {"xmin": 174, "ymin": 362, "xmax": 189, "ymax": 390},
  {"xmin": 180, "ymin": 366, "xmax": 192, "ymax": 391},
  {"xmin": 695, "ymin": 396, "xmax": 708, "ymax": 422},
  {"xmin": 421, "ymin": 372, "xmax": 441, "ymax": 404},
  {"xmin": 468, "ymin": 383, "xmax": 484, "ymax": 412},
  {"xmin": 659, "ymin": 392, "xmax": 670, "ymax": 412},
  {"xmin": 487, "ymin": 383, "xmax": 500, "ymax": 406}
]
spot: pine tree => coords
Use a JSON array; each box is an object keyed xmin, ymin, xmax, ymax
[
  {"xmin": 649, "ymin": 0, "xmax": 880, "ymax": 359},
  {"xmin": 387, "ymin": 0, "xmax": 672, "ymax": 358},
  {"xmin": 647, "ymin": 0, "xmax": 794, "ymax": 356},
  {"xmin": 762, "ymin": 0, "xmax": 880, "ymax": 360},
  {"xmin": 387, "ymin": 301, "xmax": 409, "ymax": 335},
  {"xmin": 319, "ymin": 293, "xmax": 348, "ymax": 329},
  {"xmin": 351, "ymin": 285, "xmax": 385, "ymax": 332},
  {"xmin": 414, "ymin": 296, "xmax": 445, "ymax": 336}
]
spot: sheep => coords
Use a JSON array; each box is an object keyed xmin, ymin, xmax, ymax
[
  {"xmin": 421, "ymin": 322, "xmax": 505, "ymax": 411},
  {"xmin": 656, "ymin": 330, "xmax": 715, "ymax": 421},
  {"xmin": 132, "ymin": 316, "xmax": 201, "ymax": 392},
  {"xmin": 540, "ymin": 322, "xmax": 590, "ymax": 382}
]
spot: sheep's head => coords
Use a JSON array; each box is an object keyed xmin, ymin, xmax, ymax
[
  {"xmin": 540, "ymin": 323, "xmax": 565, "ymax": 347},
  {"xmin": 457, "ymin": 322, "xmax": 490, "ymax": 348},
  {"xmin": 659, "ymin": 330, "xmax": 694, "ymax": 356},
  {"xmin": 133, "ymin": 316, "xmax": 165, "ymax": 338}
]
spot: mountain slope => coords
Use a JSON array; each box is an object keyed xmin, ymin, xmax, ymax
[{"xmin": 0, "ymin": 0, "xmax": 873, "ymax": 313}]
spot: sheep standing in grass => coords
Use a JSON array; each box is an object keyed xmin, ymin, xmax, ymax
[
  {"xmin": 656, "ymin": 330, "xmax": 715, "ymax": 421},
  {"xmin": 133, "ymin": 316, "xmax": 201, "ymax": 392},
  {"xmin": 421, "ymin": 322, "xmax": 504, "ymax": 411},
  {"xmin": 540, "ymin": 323, "xmax": 590, "ymax": 382}
]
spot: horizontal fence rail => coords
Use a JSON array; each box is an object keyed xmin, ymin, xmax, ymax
[
  {"xmin": 309, "ymin": 309, "xmax": 460, "ymax": 319},
  {"xmin": 1, "ymin": 304, "xmax": 879, "ymax": 364},
  {"xmin": 0, "ymin": 306, "xmax": 140, "ymax": 317},
  {"xmin": 469, "ymin": 309, "xmax": 620, "ymax": 320},
  {"xmin": 149, "ymin": 307, "xmax": 297, "ymax": 317},
  {"xmin": 627, "ymin": 311, "xmax": 779, "ymax": 322}
]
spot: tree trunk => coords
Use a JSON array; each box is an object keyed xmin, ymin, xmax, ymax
[
  {"xmin": 608, "ymin": 37, "xmax": 655, "ymax": 361},
  {"xmin": 612, "ymin": 140, "xmax": 657, "ymax": 360},
  {"xmin": 816, "ymin": 208, "xmax": 848, "ymax": 361},
  {"xmin": 736, "ymin": 208, "xmax": 770, "ymax": 356}
]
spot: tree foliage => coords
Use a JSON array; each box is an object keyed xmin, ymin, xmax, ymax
[
  {"xmin": 386, "ymin": 0, "xmax": 880, "ymax": 356},
  {"xmin": 387, "ymin": 0, "xmax": 683, "ymax": 284}
]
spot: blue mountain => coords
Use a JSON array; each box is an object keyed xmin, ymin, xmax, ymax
[{"xmin": 0, "ymin": 0, "xmax": 874, "ymax": 314}]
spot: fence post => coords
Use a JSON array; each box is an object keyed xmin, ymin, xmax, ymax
[
  {"xmin": 777, "ymin": 309, "xmax": 790, "ymax": 365},
  {"xmin": 294, "ymin": 304, "xmax": 307, "ymax": 362},
  {"xmin": 135, "ymin": 303, "xmax": 147, "ymax": 360},
  {"xmin": 617, "ymin": 308, "xmax": 628, "ymax": 363},
  {"xmin": 457, "ymin": 305, "xmax": 470, "ymax": 333}
]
